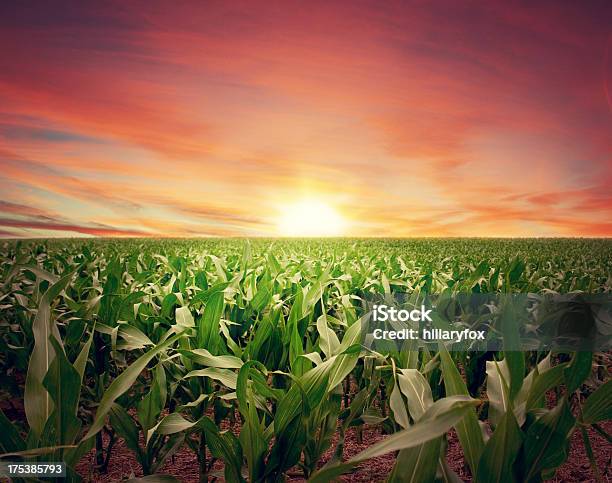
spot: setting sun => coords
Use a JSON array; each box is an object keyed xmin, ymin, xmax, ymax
[{"xmin": 276, "ymin": 199, "xmax": 347, "ymax": 237}]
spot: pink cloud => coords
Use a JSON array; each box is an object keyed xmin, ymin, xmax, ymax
[{"xmin": 0, "ymin": 1, "xmax": 610, "ymax": 236}]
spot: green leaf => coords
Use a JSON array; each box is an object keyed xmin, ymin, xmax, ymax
[
  {"xmin": 0, "ymin": 409, "xmax": 26, "ymax": 454},
  {"xmin": 326, "ymin": 319, "xmax": 362, "ymax": 390},
  {"xmin": 162, "ymin": 293, "xmax": 179, "ymax": 318},
  {"xmin": 397, "ymin": 368, "xmax": 433, "ymax": 421},
  {"xmin": 0, "ymin": 445, "xmax": 77, "ymax": 459},
  {"xmin": 175, "ymin": 306, "xmax": 194, "ymax": 328},
  {"xmin": 179, "ymin": 348, "xmax": 243, "ymax": 369},
  {"xmin": 42, "ymin": 337, "xmax": 82, "ymax": 447},
  {"xmin": 288, "ymin": 289, "xmax": 304, "ymax": 372},
  {"xmin": 274, "ymin": 360, "xmax": 330, "ymax": 438},
  {"xmin": 389, "ymin": 380, "xmax": 410, "ymax": 430},
  {"xmin": 197, "ymin": 291, "xmax": 225, "ymax": 354},
  {"xmin": 24, "ymin": 271, "xmax": 74, "ymax": 438},
  {"xmin": 95, "ymin": 322, "xmax": 153, "ymax": 349},
  {"xmin": 525, "ymin": 363, "xmax": 566, "ymax": 411},
  {"xmin": 118, "ymin": 324, "xmax": 154, "ymax": 349},
  {"xmin": 156, "ymin": 413, "xmax": 195, "ymax": 435},
  {"xmin": 308, "ymin": 396, "xmax": 479, "ymax": 483},
  {"xmin": 522, "ymin": 400, "xmax": 575, "ymax": 482},
  {"xmin": 236, "ymin": 361, "xmax": 269, "ymax": 482},
  {"xmin": 582, "ymin": 380, "xmax": 612, "ymax": 424},
  {"xmin": 156, "ymin": 363, "xmax": 167, "ymax": 408},
  {"xmin": 390, "ymin": 439, "xmax": 440, "ymax": 483},
  {"xmin": 476, "ymin": 407, "xmax": 523, "ymax": 483},
  {"xmin": 513, "ymin": 355, "xmax": 554, "ymax": 425},
  {"xmin": 486, "ymin": 359, "xmax": 510, "ymax": 428},
  {"xmin": 439, "ymin": 344, "xmax": 484, "ymax": 475},
  {"xmin": 185, "ymin": 367, "xmax": 238, "ymax": 389},
  {"xmin": 138, "ymin": 366, "xmax": 164, "ymax": 432},
  {"xmin": 74, "ymin": 326, "xmax": 94, "ymax": 383},
  {"xmin": 390, "ymin": 366, "xmax": 440, "ymax": 482},
  {"xmin": 316, "ymin": 313, "xmax": 340, "ymax": 359},
  {"xmin": 21, "ymin": 265, "xmax": 60, "ymax": 284},
  {"xmin": 109, "ymin": 404, "xmax": 139, "ymax": 453},
  {"xmin": 189, "ymin": 282, "xmax": 230, "ymax": 306},
  {"xmin": 564, "ymin": 352, "xmax": 592, "ymax": 393},
  {"xmin": 84, "ymin": 332, "xmax": 184, "ymax": 440},
  {"xmin": 251, "ymin": 282, "xmax": 271, "ymax": 313},
  {"xmin": 197, "ymin": 416, "xmax": 245, "ymax": 483},
  {"xmin": 499, "ymin": 299, "xmax": 525, "ymax": 400},
  {"xmin": 504, "ymin": 351, "xmax": 525, "ymax": 401}
]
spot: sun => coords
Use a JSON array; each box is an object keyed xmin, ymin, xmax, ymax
[{"xmin": 276, "ymin": 199, "xmax": 347, "ymax": 236}]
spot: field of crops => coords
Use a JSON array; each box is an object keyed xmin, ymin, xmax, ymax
[{"xmin": 0, "ymin": 238, "xmax": 610, "ymax": 482}]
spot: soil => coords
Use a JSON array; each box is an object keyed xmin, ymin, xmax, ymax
[
  {"xmin": 3, "ymin": 377, "xmax": 609, "ymax": 482},
  {"xmin": 74, "ymin": 419, "xmax": 611, "ymax": 482}
]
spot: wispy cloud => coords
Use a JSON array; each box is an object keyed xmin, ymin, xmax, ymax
[
  {"xmin": 0, "ymin": 1, "xmax": 610, "ymax": 237},
  {"xmin": 0, "ymin": 218, "xmax": 150, "ymax": 237}
]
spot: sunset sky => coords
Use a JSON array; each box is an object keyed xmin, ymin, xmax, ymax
[{"xmin": 1, "ymin": 1, "xmax": 611, "ymax": 237}]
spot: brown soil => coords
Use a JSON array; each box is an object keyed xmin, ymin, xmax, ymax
[
  {"xmin": 75, "ymin": 419, "xmax": 611, "ymax": 482},
  {"xmin": 3, "ymin": 374, "xmax": 609, "ymax": 481}
]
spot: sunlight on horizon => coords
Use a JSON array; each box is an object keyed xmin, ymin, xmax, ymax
[{"xmin": 276, "ymin": 199, "xmax": 347, "ymax": 237}]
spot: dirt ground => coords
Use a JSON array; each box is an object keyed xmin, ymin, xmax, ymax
[
  {"xmin": 3, "ymin": 375, "xmax": 609, "ymax": 481},
  {"xmin": 75, "ymin": 419, "xmax": 611, "ymax": 482}
]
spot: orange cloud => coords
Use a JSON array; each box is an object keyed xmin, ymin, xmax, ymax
[
  {"xmin": 0, "ymin": 218, "xmax": 150, "ymax": 237},
  {"xmin": 0, "ymin": 1, "xmax": 610, "ymax": 237}
]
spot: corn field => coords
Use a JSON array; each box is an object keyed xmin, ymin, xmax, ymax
[{"xmin": 0, "ymin": 238, "xmax": 610, "ymax": 482}]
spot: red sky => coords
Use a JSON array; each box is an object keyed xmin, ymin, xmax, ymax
[{"xmin": 1, "ymin": 0, "xmax": 611, "ymax": 237}]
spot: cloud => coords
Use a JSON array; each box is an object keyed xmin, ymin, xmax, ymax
[
  {"xmin": 0, "ymin": 200, "xmax": 59, "ymax": 220},
  {"xmin": 0, "ymin": 228, "xmax": 20, "ymax": 237},
  {"xmin": 0, "ymin": 218, "xmax": 150, "ymax": 237},
  {"xmin": 0, "ymin": 197, "xmax": 152, "ymax": 237},
  {"xmin": 0, "ymin": 1, "xmax": 611, "ymax": 236}
]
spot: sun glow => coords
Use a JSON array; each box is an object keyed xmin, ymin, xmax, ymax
[{"xmin": 276, "ymin": 199, "xmax": 347, "ymax": 237}]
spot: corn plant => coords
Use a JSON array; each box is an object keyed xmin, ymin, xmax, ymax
[{"xmin": 0, "ymin": 238, "xmax": 609, "ymax": 482}]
